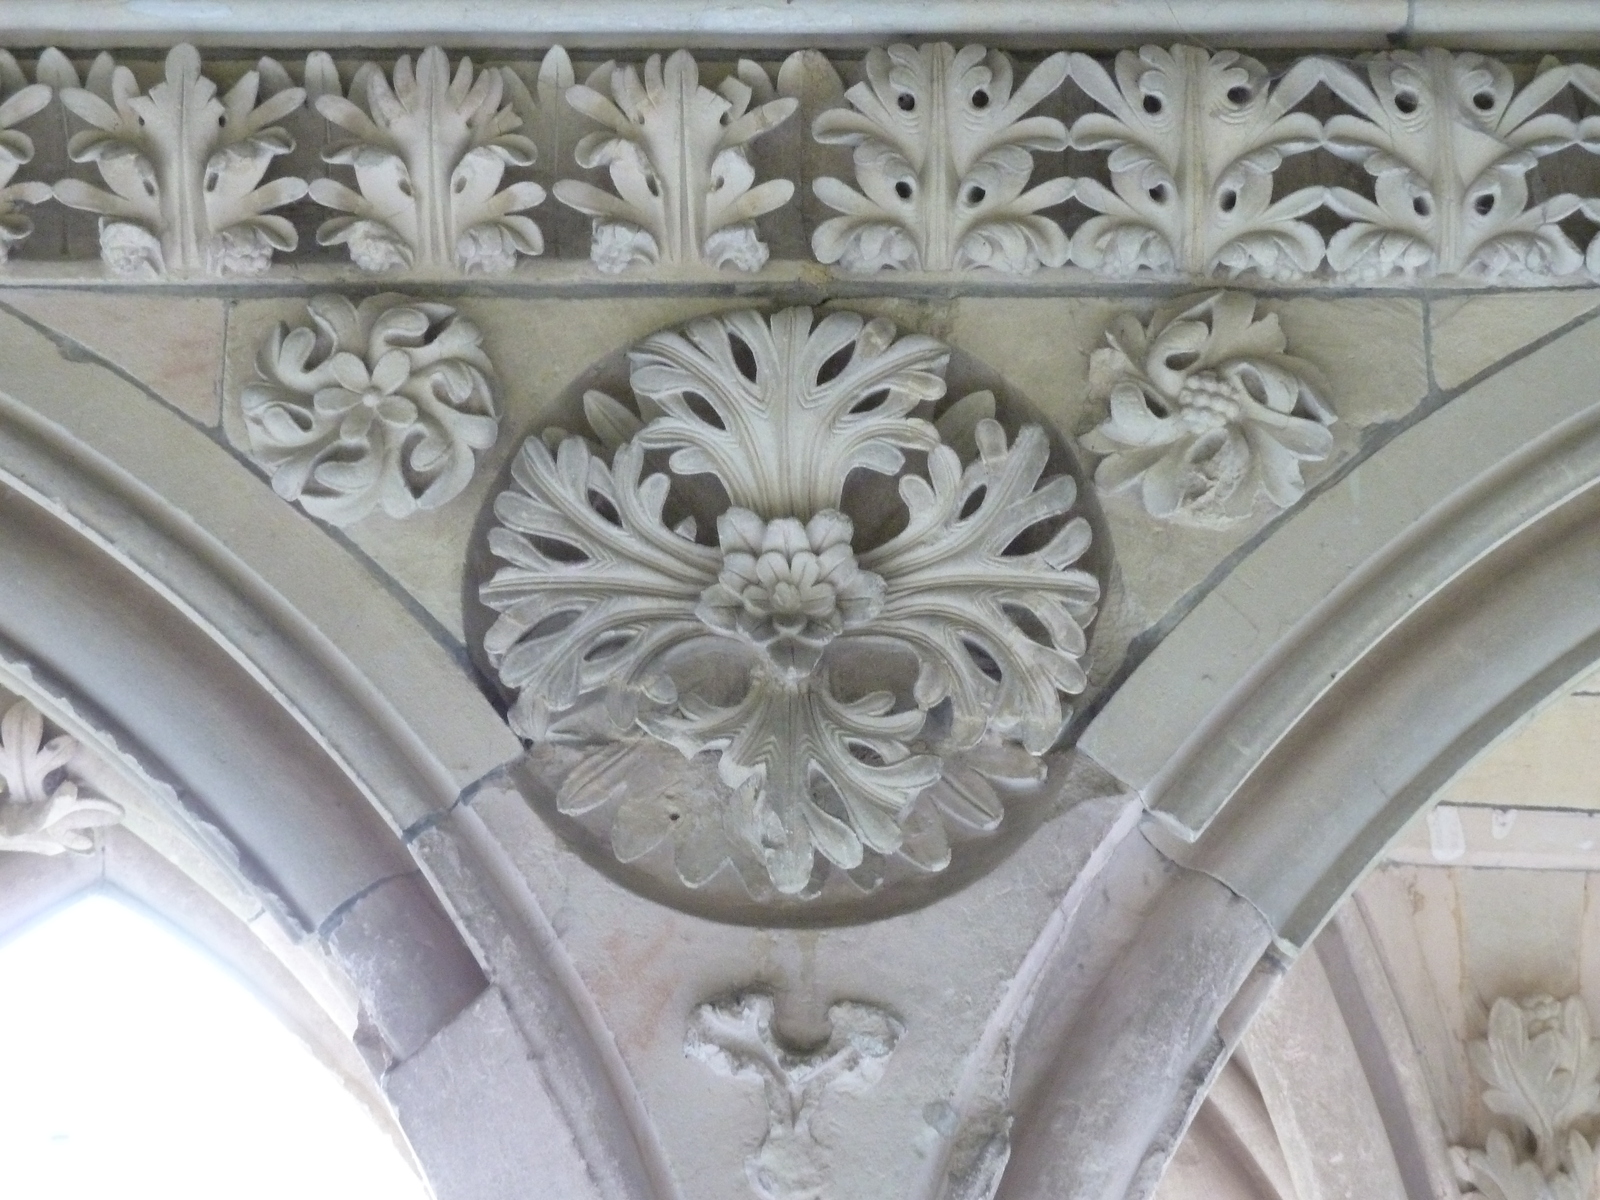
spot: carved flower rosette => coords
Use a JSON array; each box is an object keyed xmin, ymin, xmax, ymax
[{"xmin": 480, "ymin": 307, "xmax": 1101, "ymax": 909}]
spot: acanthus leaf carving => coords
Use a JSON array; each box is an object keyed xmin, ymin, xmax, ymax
[
  {"xmin": 1067, "ymin": 45, "xmax": 1329, "ymax": 280},
  {"xmin": 0, "ymin": 700, "xmax": 123, "ymax": 856},
  {"xmin": 479, "ymin": 307, "xmax": 1099, "ymax": 900},
  {"xmin": 310, "ymin": 46, "xmax": 547, "ymax": 274},
  {"xmin": 0, "ymin": 51, "xmax": 54, "ymax": 263},
  {"xmin": 554, "ymin": 51, "xmax": 797, "ymax": 273},
  {"xmin": 686, "ymin": 991, "xmax": 902, "ymax": 1200},
  {"xmin": 1320, "ymin": 49, "xmax": 1584, "ymax": 281},
  {"xmin": 1455, "ymin": 995, "xmax": 1600, "ymax": 1200},
  {"xmin": 811, "ymin": 44, "xmax": 1074, "ymax": 273},
  {"xmin": 240, "ymin": 293, "xmax": 499, "ymax": 525},
  {"xmin": 1082, "ymin": 291, "xmax": 1334, "ymax": 528},
  {"xmin": 53, "ymin": 44, "xmax": 308, "ymax": 277}
]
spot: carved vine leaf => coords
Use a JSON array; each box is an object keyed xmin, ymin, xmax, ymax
[
  {"xmin": 311, "ymin": 46, "xmax": 546, "ymax": 273},
  {"xmin": 1068, "ymin": 46, "xmax": 1328, "ymax": 280},
  {"xmin": 686, "ymin": 991, "xmax": 902, "ymax": 1200},
  {"xmin": 1454, "ymin": 996, "xmax": 1600, "ymax": 1200},
  {"xmin": 480, "ymin": 307, "xmax": 1099, "ymax": 897},
  {"xmin": 1321, "ymin": 50, "xmax": 1582, "ymax": 281},
  {"xmin": 0, "ymin": 701, "xmax": 123, "ymax": 856},
  {"xmin": 240, "ymin": 293, "xmax": 499, "ymax": 525},
  {"xmin": 54, "ymin": 44, "xmax": 307, "ymax": 277},
  {"xmin": 0, "ymin": 52, "xmax": 53, "ymax": 262},
  {"xmin": 1081, "ymin": 291, "xmax": 1335, "ymax": 528},
  {"xmin": 554, "ymin": 51, "xmax": 797, "ymax": 273},
  {"xmin": 812, "ymin": 44, "xmax": 1074, "ymax": 273}
]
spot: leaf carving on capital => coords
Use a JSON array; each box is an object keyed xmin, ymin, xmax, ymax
[
  {"xmin": 0, "ymin": 52, "xmax": 54, "ymax": 263},
  {"xmin": 686, "ymin": 991, "xmax": 902, "ymax": 1200},
  {"xmin": 310, "ymin": 46, "xmax": 547, "ymax": 274},
  {"xmin": 811, "ymin": 44, "xmax": 1074, "ymax": 273},
  {"xmin": 1067, "ymin": 46, "xmax": 1329, "ymax": 280},
  {"xmin": 240, "ymin": 293, "xmax": 499, "ymax": 525},
  {"xmin": 53, "ymin": 44, "xmax": 308, "ymax": 277},
  {"xmin": 0, "ymin": 701, "xmax": 122, "ymax": 856},
  {"xmin": 1321, "ymin": 50, "xmax": 1584, "ymax": 281},
  {"xmin": 553, "ymin": 51, "xmax": 797, "ymax": 273},
  {"xmin": 479, "ymin": 307, "xmax": 1098, "ymax": 899},
  {"xmin": 1454, "ymin": 995, "xmax": 1600, "ymax": 1200},
  {"xmin": 1082, "ymin": 291, "xmax": 1334, "ymax": 527}
]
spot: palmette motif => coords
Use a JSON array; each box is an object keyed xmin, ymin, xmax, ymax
[
  {"xmin": 0, "ymin": 701, "xmax": 122, "ymax": 856},
  {"xmin": 480, "ymin": 307, "xmax": 1099, "ymax": 897},
  {"xmin": 53, "ymin": 44, "xmax": 308, "ymax": 276},
  {"xmin": 0, "ymin": 52, "xmax": 52, "ymax": 262},
  {"xmin": 1454, "ymin": 996, "xmax": 1600, "ymax": 1200},
  {"xmin": 554, "ymin": 51, "xmax": 796, "ymax": 272},
  {"xmin": 240, "ymin": 294, "xmax": 499, "ymax": 525},
  {"xmin": 812, "ymin": 44, "xmax": 1074, "ymax": 273},
  {"xmin": 1321, "ymin": 50, "xmax": 1585, "ymax": 281},
  {"xmin": 1083, "ymin": 292, "xmax": 1334, "ymax": 527},
  {"xmin": 1067, "ymin": 45, "xmax": 1328, "ymax": 280}
]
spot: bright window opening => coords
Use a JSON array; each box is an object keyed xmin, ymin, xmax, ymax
[{"xmin": 0, "ymin": 893, "xmax": 433, "ymax": 1200}]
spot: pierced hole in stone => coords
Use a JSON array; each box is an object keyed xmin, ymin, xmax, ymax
[
  {"xmin": 1142, "ymin": 94, "xmax": 1162, "ymax": 115},
  {"xmin": 817, "ymin": 341, "xmax": 855, "ymax": 385},
  {"xmin": 218, "ymin": 114, "xmax": 227, "ymax": 127},
  {"xmin": 1413, "ymin": 195, "xmax": 1432, "ymax": 218},
  {"xmin": 144, "ymin": 179, "xmax": 157, "ymax": 197},
  {"xmin": 1226, "ymin": 84, "xmax": 1252, "ymax": 105},
  {"xmin": 972, "ymin": 88, "xmax": 990, "ymax": 109},
  {"xmin": 729, "ymin": 334, "xmax": 759, "ymax": 383},
  {"xmin": 530, "ymin": 535, "xmax": 587, "ymax": 564},
  {"xmin": 1164, "ymin": 350, "xmax": 1200, "ymax": 372},
  {"xmin": 137, "ymin": 115, "xmax": 145, "ymax": 126},
  {"xmin": 1219, "ymin": 189, "xmax": 1237, "ymax": 213},
  {"xmin": 959, "ymin": 485, "xmax": 987, "ymax": 521},
  {"xmin": 850, "ymin": 388, "xmax": 890, "ymax": 415},
  {"xmin": 897, "ymin": 92, "xmax": 916, "ymax": 112},
  {"xmin": 849, "ymin": 743, "xmax": 888, "ymax": 767},
  {"xmin": 667, "ymin": 809, "xmax": 682, "ymax": 822},
  {"xmin": 895, "ymin": 180, "xmax": 913, "ymax": 200},
  {"xmin": 1002, "ymin": 603, "xmax": 1055, "ymax": 648},
  {"xmin": 583, "ymin": 635, "xmax": 630, "ymax": 662},
  {"xmin": 1395, "ymin": 89, "xmax": 1419, "ymax": 114},
  {"xmin": 646, "ymin": 175, "xmax": 661, "ymax": 197},
  {"xmin": 398, "ymin": 179, "xmax": 413, "ymax": 198},
  {"xmin": 712, "ymin": 174, "xmax": 725, "ymax": 191},
  {"xmin": 1004, "ymin": 510, "xmax": 1073, "ymax": 558},
  {"xmin": 527, "ymin": 610, "xmax": 580, "ymax": 639},
  {"xmin": 1473, "ymin": 90, "xmax": 1496, "ymax": 111},
  {"xmin": 682, "ymin": 391, "xmax": 726, "ymax": 430},
  {"xmin": 967, "ymin": 185, "xmax": 987, "ymax": 205},
  {"xmin": 205, "ymin": 171, "xmax": 219, "ymax": 193},
  {"xmin": 586, "ymin": 489, "xmax": 622, "ymax": 526},
  {"xmin": 1148, "ymin": 183, "xmax": 1168, "ymax": 203},
  {"xmin": 1474, "ymin": 192, "xmax": 1495, "ymax": 216},
  {"xmin": 1143, "ymin": 393, "xmax": 1172, "ymax": 418},
  {"xmin": 963, "ymin": 640, "xmax": 1003, "ymax": 683}
]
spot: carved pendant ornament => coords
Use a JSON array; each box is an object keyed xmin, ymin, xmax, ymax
[
  {"xmin": 0, "ymin": 700, "xmax": 122, "ymax": 856},
  {"xmin": 479, "ymin": 307, "xmax": 1100, "ymax": 902},
  {"xmin": 1455, "ymin": 996, "xmax": 1600, "ymax": 1200}
]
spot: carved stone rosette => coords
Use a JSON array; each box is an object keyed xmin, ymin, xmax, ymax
[
  {"xmin": 0, "ymin": 700, "xmax": 122, "ymax": 856},
  {"xmin": 478, "ymin": 306, "xmax": 1100, "ymax": 907}
]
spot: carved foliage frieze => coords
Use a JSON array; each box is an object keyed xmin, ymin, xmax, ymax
[
  {"xmin": 478, "ymin": 307, "xmax": 1099, "ymax": 902},
  {"xmin": 0, "ymin": 700, "xmax": 122, "ymax": 856},
  {"xmin": 1455, "ymin": 995, "xmax": 1600, "ymax": 1200},
  {"xmin": 1082, "ymin": 291, "xmax": 1334, "ymax": 527},
  {"xmin": 686, "ymin": 991, "xmax": 902, "ymax": 1200},
  {"xmin": 240, "ymin": 293, "xmax": 499, "ymax": 525},
  {"xmin": 3, "ymin": 42, "xmax": 1600, "ymax": 281}
]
